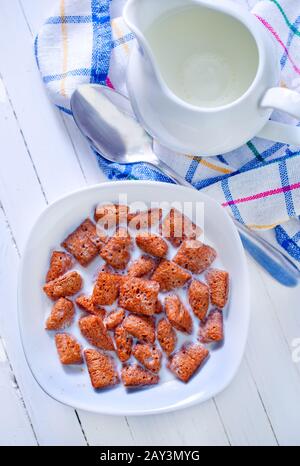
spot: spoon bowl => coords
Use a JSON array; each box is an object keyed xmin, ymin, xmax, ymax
[{"xmin": 71, "ymin": 84, "xmax": 155, "ymax": 164}]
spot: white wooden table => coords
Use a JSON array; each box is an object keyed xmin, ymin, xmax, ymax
[{"xmin": 0, "ymin": 0, "xmax": 300, "ymax": 446}]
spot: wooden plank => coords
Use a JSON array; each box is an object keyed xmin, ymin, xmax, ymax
[
  {"xmin": 126, "ymin": 401, "xmax": 230, "ymax": 446},
  {"xmin": 0, "ymin": 0, "xmax": 87, "ymax": 206},
  {"xmin": 0, "ymin": 336, "xmax": 37, "ymax": 446},
  {"xmin": 245, "ymin": 259, "xmax": 300, "ymax": 446},
  {"xmin": 61, "ymin": 115, "xmax": 107, "ymax": 185},
  {"xmin": 0, "ymin": 77, "xmax": 46, "ymax": 251},
  {"xmin": 262, "ymin": 273, "xmax": 300, "ymax": 379},
  {"xmin": 0, "ymin": 207, "xmax": 87, "ymax": 446},
  {"xmin": 75, "ymin": 413, "xmax": 136, "ymax": 446},
  {"xmin": 19, "ymin": 0, "xmax": 107, "ymax": 186},
  {"xmin": 77, "ymin": 401, "xmax": 230, "ymax": 446},
  {"xmin": 215, "ymin": 358, "xmax": 277, "ymax": 446}
]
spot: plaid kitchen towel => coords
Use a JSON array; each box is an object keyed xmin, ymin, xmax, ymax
[{"xmin": 35, "ymin": 0, "xmax": 300, "ymax": 261}]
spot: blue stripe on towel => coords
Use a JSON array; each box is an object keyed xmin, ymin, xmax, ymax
[
  {"xmin": 56, "ymin": 105, "xmax": 73, "ymax": 115},
  {"xmin": 43, "ymin": 68, "xmax": 91, "ymax": 83},
  {"xmin": 34, "ymin": 35, "xmax": 40, "ymax": 70},
  {"xmin": 275, "ymin": 225, "xmax": 300, "ymax": 262},
  {"xmin": 186, "ymin": 158, "xmax": 199, "ymax": 183},
  {"xmin": 217, "ymin": 155, "xmax": 229, "ymax": 165},
  {"xmin": 46, "ymin": 15, "xmax": 93, "ymax": 24},
  {"xmin": 292, "ymin": 231, "xmax": 300, "ymax": 243},
  {"xmin": 112, "ymin": 33, "xmax": 135, "ymax": 48},
  {"xmin": 280, "ymin": 15, "xmax": 300, "ymax": 69},
  {"xmin": 279, "ymin": 159, "xmax": 296, "ymax": 217},
  {"xmin": 221, "ymin": 178, "xmax": 244, "ymax": 223},
  {"xmin": 90, "ymin": 0, "xmax": 112, "ymax": 84}
]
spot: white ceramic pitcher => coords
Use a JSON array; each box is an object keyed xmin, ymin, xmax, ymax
[{"xmin": 124, "ymin": 0, "xmax": 300, "ymax": 156}]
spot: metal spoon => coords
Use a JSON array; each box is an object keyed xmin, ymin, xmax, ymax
[{"xmin": 71, "ymin": 84, "xmax": 300, "ymax": 287}]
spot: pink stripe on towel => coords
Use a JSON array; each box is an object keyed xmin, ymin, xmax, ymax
[
  {"xmin": 255, "ymin": 14, "xmax": 300, "ymax": 75},
  {"xmin": 106, "ymin": 77, "xmax": 115, "ymax": 89},
  {"xmin": 222, "ymin": 181, "xmax": 300, "ymax": 207}
]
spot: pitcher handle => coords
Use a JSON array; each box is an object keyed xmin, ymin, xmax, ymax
[
  {"xmin": 261, "ymin": 87, "xmax": 300, "ymax": 119},
  {"xmin": 257, "ymin": 87, "xmax": 300, "ymax": 145}
]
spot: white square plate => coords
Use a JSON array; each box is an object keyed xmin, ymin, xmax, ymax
[{"xmin": 18, "ymin": 181, "xmax": 249, "ymax": 415}]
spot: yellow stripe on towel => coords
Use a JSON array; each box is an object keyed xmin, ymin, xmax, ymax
[
  {"xmin": 200, "ymin": 158, "xmax": 233, "ymax": 174},
  {"xmin": 246, "ymin": 222, "xmax": 280, "ymax": 230},
  {"xmin": 111, "ymin": 19, "xmax": 130, "ymax": 54},
  {"xmin": 186, "ymin": 155, "xmax": 233, "ymax": 175}
]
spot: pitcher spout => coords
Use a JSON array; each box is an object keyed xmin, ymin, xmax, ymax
[
  {"xmin": 123, "ymin": 0, "xmax": 190, "ymax": 42},
  {"xmin": 124, "ymin": 0, "xmax": 193, "ymax": 92},
  {"xmin": 124, "ymin": 0, "xmax": 158, "ymax": 45}
]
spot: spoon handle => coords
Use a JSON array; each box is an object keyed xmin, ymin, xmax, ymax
[
  {"xmin": 233, "ymin": 219, "xmax": 300, "ymax": 287},
  {"xmin": 149, "ymin": 159, "xmax": 300, "ymax": 287}
]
